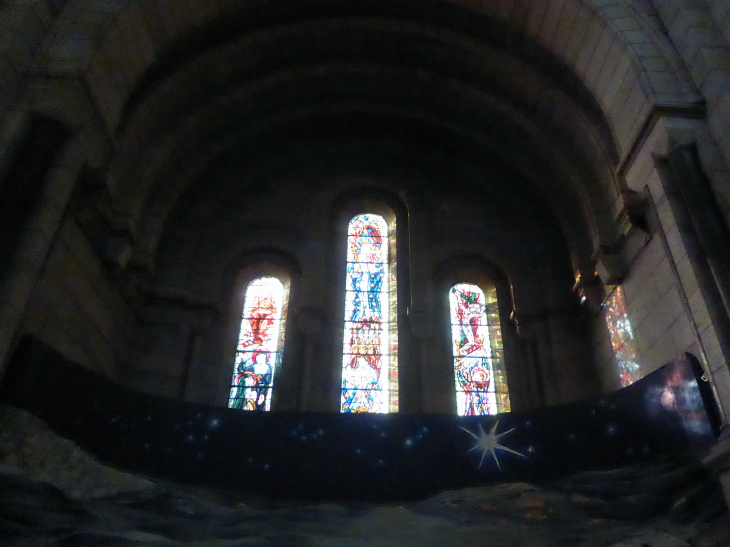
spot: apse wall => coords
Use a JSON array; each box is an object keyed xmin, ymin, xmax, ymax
[
  {"xmin": 131, "ymin": 142, "xmax": 599, "ymax": 414},
  {"xmin": 2, "ymin": 0, "xmax": 730, "ymax": 421}
]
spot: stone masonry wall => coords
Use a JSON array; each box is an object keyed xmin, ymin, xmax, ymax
[
  {"xmin": 17, "ymin": 215, "xmax": 137, "ymax": 378},
  {"xmin": 621, "ymin": 118, "xmax": 730, "ymax": 418}
]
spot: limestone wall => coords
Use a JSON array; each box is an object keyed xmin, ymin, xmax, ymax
[{"xmin": 18, "ymin": 216, "xmax": 137, "ymax": 379}]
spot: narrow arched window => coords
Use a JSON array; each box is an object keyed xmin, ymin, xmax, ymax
[
  {"xmin": 449, "ymin": 282, "xmax": 510, "ymax": 415},
  {"xmin": 342, "ymin": 213, "xmax": 398, "ymax": 413},
  {"xmin": 604, "ymin": 286, "xmax": 640, "ymax": 387},
  {"xmin": 228, "ymin": 276, "xmax": 289, "ymax": 411}
]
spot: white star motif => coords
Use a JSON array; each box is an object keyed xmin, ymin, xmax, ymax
[{"xmin": 460, "ymin": 420, "xmax": 526, "ymax": 470}]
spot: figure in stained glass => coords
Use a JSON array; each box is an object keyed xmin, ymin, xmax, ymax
[
  {"xmin": 232, "ymin": 351, "xmax": 273, "ymax": 410},
  {"xmin": 341, "ymin": 354, "xmax": 382, "ymax": 412},
  {"xmin": 450, "ymin": 283, "xmax": 498, "ymax": 416},
  {"xmin": 347, "ymin": 215, "xmax": 386, "ymax": 322},
  {"xmin": 455, "ymin": 357, "xmax": 493, "ymax": 415},
  {"xmin": 342, "ymin": 214, "xmax": 393, "ymax": 413},
  {"xmin": 229, "ymin": 361, "xmax": 257, "ymax": 410},
  {"xmin": 229, "ymin": 277, "xmax": 287, "ymax": 411}
]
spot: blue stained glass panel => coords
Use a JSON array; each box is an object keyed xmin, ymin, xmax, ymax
[{"xmin": 342, "ymin": 214, "xmax": 394, "ymax": 413}]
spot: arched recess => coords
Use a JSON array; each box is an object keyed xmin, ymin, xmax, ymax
[
  {"xmin": 329, "ymin": 188, "xmax": 412, "ymax": 413},
  {"xmin": 48, "ymin": 1, "xmax": 645, "ymax": 277},
  {"xmin": 432, "ymin": 257, "xmax": 532, "ymax": 414},
  {"xmin": 228, "ymin": 275, "xmax": 289, "ymax": 412},
  {"xmin": 448, "ymin": 280, "xmax": 510, "ymax": 416},
  {"xmin": 181, "ymin": 250, "xmax": 303, "ymax": 410},
  {"xmin": 4, "ymin": 0, "xmax": 712, "ymax": 414}
]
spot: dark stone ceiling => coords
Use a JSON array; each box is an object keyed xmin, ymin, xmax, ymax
[{"xmin": 100, "ymin": 1, "xmax": 624, "ymax": 278}]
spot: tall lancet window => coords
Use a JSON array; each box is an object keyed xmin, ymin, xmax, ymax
[
  {"xmin": 342, "ymin": 213, "xmax": 398, "ymax": 413},
  {"xmin": 604, "ymin": 286, "xmax": 640, "ymax": 387},
  {"xmin": 229, "ymin": 276, "xmax": 289, "ymax": 411},
  {"xmin": 450, "ymin": 283, "xmax": 511, "ymax": 415}
]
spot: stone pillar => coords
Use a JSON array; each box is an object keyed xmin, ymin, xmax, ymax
[
  {"xmin": 296, "ymin": 307, "xmax": 327, "ymax": 412},
  {"xmin": 0, "ymin": 125, "xmax": 82, "ymax": 373}
]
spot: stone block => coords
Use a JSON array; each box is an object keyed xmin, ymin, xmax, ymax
[
  {"xmin": 669, "ymin": 314, "xmax": 697, "ymax": 353},
  {"xmin": 674, "ymin": 254, "xmax": 699, "ymax": 297},
  {"xmin": 623, "ymin": 239, "xmax": 665, "ymax": 296},
  {"xmin": 642, "ymin": 330, "xmax": 679, "ymax": 375},
  {"xmin": 593, "ymin": 46, "xmax": 622, "ymax": 106},
  {"xmin": 574, "ymin": 18, "xmax": 604, "ymax": 77},
  {"xmin": 40, "ymin": 308, "xmax": 92, "ymax": 368},
  {"xmin": 687, "ymin": 288, "xmax": 712, "ymax": 332},
  {"xmin": 584, "ymin": 25, "xmax": 615, "ymax": 86},
  {"xmin": 708, "ymin": 91, "xmax": 730, "ymax": 139},
  {"xmin": 601, "ymin": 50, "xmax": 632, "ymax": 109},
  {"xmin": 625, "ymin": 147, "xmax": 655, "ymax": 190},
  {"xmin": 652, "ymin": 260, "xmax": 675, "ymax": 297},
  {"xmin": 664, "ymin": 224, "xmax": 687, "ymax": 264},
  {"xmin": 703, "ymin": 69, "xmax": 730, "ymax": 116},
  {"xmin": 563, "ymin": 4, "xmax": 593, "ymax": 63},
  {"xmin": 699, "ymin": 324, "xmax": 724, "ymax": 370},
  {"xmin": 613, "ymin": 15, "xmax": 642, "ymax": 32},
  {"xmin": 635, "ymin": 290, "xmax": 684, "ymax": 353},
  {"xmin": 611, "ymin": 81, "xmax": 647, "ymax": 151},
  {"xmin": 537, "ymin": 0, "xmax": 565, "ymax": 46},
  {"xmin": 551, "ymin": 0, "xmax": 578, "ymax": 54},
  {"xmin": 652, "ymin": 199, "xmax": 674, "ymax": 242}
]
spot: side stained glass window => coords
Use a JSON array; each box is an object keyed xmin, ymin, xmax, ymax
[
  {"xmin": 341, "ymin": 214, "xmax": 398, "ymax": 413},
  {"xmin": 229, "ymin": 276, "xmax": 289, "ymax": 411},
  {"xmin": 450, "ymin": 283, "xmax": 511, "ymax": 416},
  {"xmin": 604, "ymin": 286, "xmax": 640, "ymax": 387}
]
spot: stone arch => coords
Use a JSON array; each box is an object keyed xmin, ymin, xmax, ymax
[
  {"xmin": 1, "ymin": 0, "xmax": 696, "ymax": 285},
  {"xmin": 21, "ymin": 0, "xmax": 698, "ymax": 147}
]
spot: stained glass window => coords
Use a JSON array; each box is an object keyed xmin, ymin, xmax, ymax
[
  {"xmin": 228, "ymin": 276, "xmax": 289, "ymax": 411},
  {"xmin": 341, "ymin": 214, "xmax": 398, "ymax": 413},
  {"xmin": 449, "ymin": 283, "xmax": 511, "ymax": 416},
  {"xmin": 604, "ymin": 286, "xmax": 640, "ymax": 387}
]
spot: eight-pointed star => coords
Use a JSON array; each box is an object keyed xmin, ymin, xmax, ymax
[{"xmin": 461, "ymin": 420, "xmax": 526, "ymax": 469}]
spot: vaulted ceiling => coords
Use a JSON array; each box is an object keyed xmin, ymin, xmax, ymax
[{"xmin": 1, "ymin": 0, "xmax": 702, "ymax": 278}]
